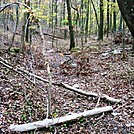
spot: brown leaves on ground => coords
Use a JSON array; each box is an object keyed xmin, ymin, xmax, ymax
[{"xmin": 0, "ymin": 34, "xmax": 134, "ymax": 133}]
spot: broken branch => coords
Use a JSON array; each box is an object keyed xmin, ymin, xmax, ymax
[
  {"xmin": 0, "ymin": 57, "xmax": 122, "ymax": 103},
  {"xmin": 9, "ymin": 106, "xmax": 113, "ymax": 132}
]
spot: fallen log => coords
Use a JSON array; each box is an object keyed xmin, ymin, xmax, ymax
[
  {"xmin": 9, "ymin": 106, "xmax": 113, "ymax": 132},
  {"xmin": 61, "ymin": 83, "xmax": 122, "ymax": 103},
  {"xmin": 0, "ymin": 57, "xmax": 122, "ymax": 103}
]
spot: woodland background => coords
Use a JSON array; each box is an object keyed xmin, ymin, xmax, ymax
[{"xmin": 0, "ymin": 0, "xmax": 134, "ymax": 133}]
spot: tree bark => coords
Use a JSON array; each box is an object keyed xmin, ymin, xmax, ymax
[
  {"xmin": 107, "ymin": 0, "xmax": 109, "ymax": 37},
  {"xmin": 117, "ymin": 0, "xmax": 134, "ymax": 38},
  {"xmin": 66, "ymin": 0, "xmax": 75, "ymax": 50},
  {"xmin": 113, "ymin": 0, "xmax": 116, "ymax": 33},
  {"xmin": 98, "ymin": 0, "xmax": 104, "ymax": 40}
]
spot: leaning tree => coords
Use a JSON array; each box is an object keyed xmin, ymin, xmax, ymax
[
  {"xmin": 117, "ymin": 0, "xmax": 134, "ymax": 37},
  {"xmin": 117, "ymin": 0, "xmax": 134, "ymax": 52}
]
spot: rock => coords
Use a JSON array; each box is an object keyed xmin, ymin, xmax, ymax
[
  {"xmin": 112, "ymin": 49, "xmax": 121, "ymax": 54},
  {"xmin": 71, "ymin": 63, "xmax": 77, "ymax": 68},
  {"xmin": 102, "ymin": 52, "xmax": 109, "ymax": 57}
]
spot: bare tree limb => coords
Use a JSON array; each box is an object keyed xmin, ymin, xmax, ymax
[
  {"xmin": 0, "ymin": 2, "xmax": 31, "ymax": 13},
  {"xmin": 9, "ymin": 106, "xmax": 113, "ymax": 132},
  {"xmin": 60, "ymin": 83, "xmax": 122, "ymax": 103}
]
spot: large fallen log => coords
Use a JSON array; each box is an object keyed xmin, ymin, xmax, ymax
[
  {"xmin": 0, "ymin": 57, "xmax": 122, "ymax": 103},
  {"xmin": 9, "ymin": 106, "xmax": 113, "ymax": 132}
]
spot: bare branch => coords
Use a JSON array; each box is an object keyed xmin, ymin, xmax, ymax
[
  {"xmin": 0, "ymin": 2, "xmax": 31, "ymax": 12},
  {"xmin": 9, "ymin": 106, "xmax": 113, "ymax": 132}
]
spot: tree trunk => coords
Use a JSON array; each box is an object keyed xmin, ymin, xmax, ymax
[
  {"xmin": 117, "ymin": 0, "xmax": 134, "ymax": 52},
  {"xmin": 118, "ymin": 14, "xmax": 122, "ymax": 32},
  {"xmin": 54, "ymin": 0, "xmax": 58, "ymax": 26},
  {"xmin": 98, "ymin": 0, "xmax": 104, "ymax": 40},
  {"xmin": 107, "ymin": 0, "xmax": 109, "ymax": 37},
  {"xmin": 113, "ymin": 0, "xmax": 116, "ymax": 34},
  {"xmin": 85, "ymin": 0, "xmax": 90, "ymax": 43},
  {"xmin": 66, "ymin": 0, "xmax": 75, "ymax": 50},
  {"xmin": 25, "ymin": 0, "xmax": 30, "ymax": 42},
  {"xmin": 63, "ymin": 0, "xmax": 67, "ymax": 39},
  {"xmin": 117, "ymin": 0, "xmax": 134, "ymax": 37}
]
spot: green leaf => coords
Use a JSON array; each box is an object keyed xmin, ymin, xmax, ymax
[
  {"xmin": 21, "ymin": 113, "xmax": 27, "ymax": 121},
  {"xmin": 61, "ymin": 19, "xmax": 68, "ymax": 25},
  {"xmin": 10, "ymin": 47, "xmax": 20, "ymax": 53},
  {"xmin": 63, "ymin": 123, "xmax": 67, "ymax": 127}
]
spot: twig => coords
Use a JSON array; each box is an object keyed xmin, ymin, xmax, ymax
[
  {"xmin": 46, "ymin": 62, "xmax": 52, "ymax": 118},
  {"xmin": 113, "ymin": 101, "xmax": 129, "ymax": 112},
  {"xmin": 38, "ymin": 23, "xmax": 52, "ymax": 118},
  {"xmin": 95, "ymin": 92, "xmax": 101, "ymax": 108}
]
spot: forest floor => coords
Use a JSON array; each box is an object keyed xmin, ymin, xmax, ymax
[{"xmin": 0, "ymin": 30, "xmax": 134, "ymax": 134}]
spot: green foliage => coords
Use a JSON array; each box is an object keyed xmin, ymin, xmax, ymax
[
  {"xmin": 72, "ymin": 21, "xmax": 76, "ymax": 25},
  {"xmin": 61, "ymin": 20, "xmax": 76, "ymax": 26},
  {"xmin": 10, "ymin": 47, "xmax": 20, "ymax": 53},
  {"xmin": 61, "ymin": 19, "xmax": 69, "ymax": 25},
  {"xmin": 49, "ymin": 125, "xmax": 54, "ymax": 132},
  {"xmin": 30, "ymin": 8, "xmax": 49, "ymax": 22},
  {"xmin": 21, "ymin": 113, "xmax": 27, "ymax": 121},
  {"xmin": 77, "ymin": 117, "xmax": 85, "ymax": 124},
  {"xmin": 52, "ymin": 110, "xmax": 58, "ymax": 118},
  {"xmin": 71, "ymin": 47, "xmax": 81, "ymax": 53},
  {"xmin": 108, "ymin": 1, "xmax": 119, "ymax": 13},
  {"xmin": 63, "ymin": 123, "xmax": 67, "ymax": 127},
  {"xmin": 29, "ymin": 25, "xmax": 38, "ymax": 30}
]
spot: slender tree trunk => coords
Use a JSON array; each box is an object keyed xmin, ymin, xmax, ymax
[
  {"xmin": 9, "ymin": 4, "xmax": 19, "ymax": 49},
  {"xmin": 80, "ymin": 0, "xmax": 84, "ymax": 33},
  {"xmin": 122, "ymin": 20, "xmax": 126, "ymax": 58},
  {"xmin": 66, "ymin": 0, "xmax": 75, "ymax": 50},
  {"xmin": 118, "ymin": 14, "xmax": 122, "ymax": 32},
  {"xmin": 91, "ymin": 0, "xmax": 99, "ymax": 29},
  {"xmin": 21, "ymin": 24, "xmax": 25, "ymax": 53},
  {"xmin": 98, "ymin": 0, "xmax": 104, "ymax": 40},
  {"xmin": 63, "ymin": 0, "xmax": 67, "ymax": 39},
  {"xmin": 85, "ymin": 0, "xmax": 89, "ymax": 43},
  {"xmin": 51, "ymin": 0, "xmax": 54, "ymax": 47},
  {"xmin": 54, "ymin": 0, "xmax": 57, "ymax": 26},
  {"xmin": 89, "ymin": 1, "xmax": 92, "ymax": 35},
  {"xmin": 113, "ymin": 0, "xmax": 116, "ymax": 34},
  {"xmin": 110, "ymin": 9, "xmax": 112, "ymax": 33},
  {"xmin": 107, "ymin": 0, "xmax": 109, "ymax": 37},
  {"xmin": 25, "ymin": 0, "xmax": 30, "ymax": 42},
  {"xmin": 80, "ymin": 0, "xmax": 84, "ymax": 47}
]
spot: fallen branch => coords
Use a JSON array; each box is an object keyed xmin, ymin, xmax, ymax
[
  {"xmin": 60, "ymin": 83, "xmax": 122, "ymax": 103},
  {"xmin": 43, "ymin": 32, "xmax": 65, "ymax": 39},
  {"xmin": 9, "ymin": 106, "xmax": 113, "ymax": 132},
  {"xmin": 0, "ymin": 57, "xmax": 122, "ymax": 103}
]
